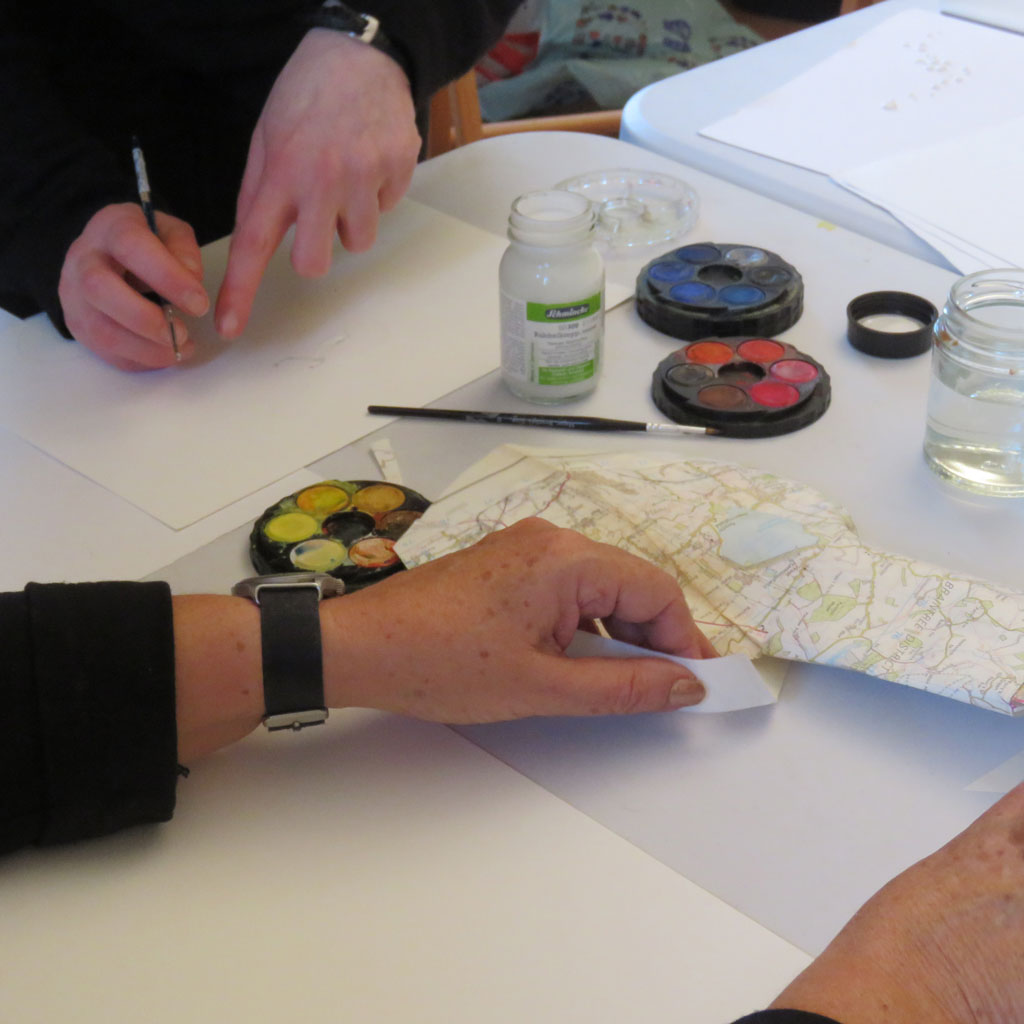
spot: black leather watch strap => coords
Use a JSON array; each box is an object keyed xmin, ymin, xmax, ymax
[
  {"xmin": 232, "ymin": 574, "xmax": 344, "ymax": 731},
  {"xmin": 258, "ymin": 584, "xmax": 326, "ymax": 730}
]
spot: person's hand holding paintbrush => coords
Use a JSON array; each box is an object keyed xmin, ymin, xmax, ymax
[
  {"xmin": 57, "ymin": 141, "xmax": 210, "ymax": 372},
  {"xmin": 54, "ymin": 31, "xmax": 419, "ymax": 372}
]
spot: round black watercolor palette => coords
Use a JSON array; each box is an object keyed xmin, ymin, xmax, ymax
[
  {"xmin": 636, "ymin": 242, "xmax": 803, "ymax": 340},
  {"xmin": 651, "ymin": 336, "xmax": 830, "ymax": 438},
  {"xmin": 249, "ymin": 480, "xmax": 431, "ymax": 590}
]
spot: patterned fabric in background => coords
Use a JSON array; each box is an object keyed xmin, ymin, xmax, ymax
[{"xmin": 478, "ymin": 0, "xmax": 762, "ymax": 120}]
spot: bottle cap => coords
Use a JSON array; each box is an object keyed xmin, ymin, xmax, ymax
[{"xmin": 846, "ymin": 291, "xmax": 937, "ymax": 358}]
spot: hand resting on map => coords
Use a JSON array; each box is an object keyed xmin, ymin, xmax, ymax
[{"xmin": 177, "ymin": 518, "xmax": 716, "ymax": 759}]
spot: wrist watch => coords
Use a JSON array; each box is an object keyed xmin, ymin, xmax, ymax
[
  {"xmin": 304, "ymin": 1, "xmax": 392, "ymax": 52},
  {"xmin": 302, "ymin": 2, "xmax": 408, "ymax": 83},
  {"xmin": 232, "ymin": 572, "xmax": 345, "ymax": 732}
]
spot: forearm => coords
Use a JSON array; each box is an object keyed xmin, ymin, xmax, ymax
[{"xmin": 172, "ymin": 595, "xmax": 265, "ymax": 762}]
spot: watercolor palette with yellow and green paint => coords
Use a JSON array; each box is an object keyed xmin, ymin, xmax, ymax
[{"xmin": 249, "ymin": 480, "xmax": 430, "ymax": 589}]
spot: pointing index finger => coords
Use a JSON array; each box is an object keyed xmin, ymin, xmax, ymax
[{"xmin": 215, "ymin": 189, "xmax": 293, "ymax": 338}]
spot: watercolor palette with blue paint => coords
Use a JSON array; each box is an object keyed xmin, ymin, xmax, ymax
[{"xmin": 636, "ymin": 242, "xmax": 803, "ymax": 341}]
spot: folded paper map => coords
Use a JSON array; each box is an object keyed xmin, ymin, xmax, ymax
[{"xmin": 396, "ymin": 447, "xmax": 1024, "ymax": 716}]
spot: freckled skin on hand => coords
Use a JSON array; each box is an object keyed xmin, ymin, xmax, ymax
[{"xmin": 321, "ymin": 517, "xmax": 713, "ymax": 723}]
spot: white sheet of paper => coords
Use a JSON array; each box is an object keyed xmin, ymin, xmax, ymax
[
  {"xmin": 700, "ymin": 9, "xmax": 1024, "ymax": 177},
  {"xmin": 0, "ymin": 709, "xmax": 812, "ymax": 1023},
  {"xmin": 0, "ymin": 425, "xmax": 320, "ymax": 589},
  {"xmin": 0, "ymin": 200, "xmax": 509, "ymax": 529},
  {"xmin": 566, "ymin": 631, "xmax": 784, "ymax": 713},
  {"xmin": 838, "ymin": 114, "xmax": 1024, "ymax": 273},
  {"xmin": 893, "ymin": 209, "xmax": 1003, "ymax": 275}
]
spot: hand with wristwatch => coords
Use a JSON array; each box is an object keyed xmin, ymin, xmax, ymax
[
  {"xmin": 172, "ymin": 518, "xmax": 714, "ymax": 761},
  {"xmin": 57, "ymin": 1, "xmax": 426, "ymax": 370},
  {"xmin": 214, "ymin": 1, "xmax": 422, "ymax": 340}
]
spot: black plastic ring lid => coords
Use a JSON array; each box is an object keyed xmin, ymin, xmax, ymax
[{"xmin": 846, "ymin": 290, "xmax": 937, "ymax": 358}]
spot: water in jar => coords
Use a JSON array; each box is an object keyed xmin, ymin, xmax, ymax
[
  {"xmin": 924, "ymin": 269, "xmax": 1024, "ymax": 496},
  {"xmin": 924, "ymin": 350, "xmax": 1024, "ymax": 495}
]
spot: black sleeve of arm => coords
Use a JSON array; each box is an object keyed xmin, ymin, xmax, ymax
[
  {"xmin": 364, "ymin": 0, "xmax": 524, "ymax": 106},
  {"xmin": 0, "ymin": 11, "xmax": 136, "ymax": 330},
  {"xmin": 0, "ymin": 581, "xmax": 178, "ymax": 855},
  {"xmin": 732, "ymin": 1011, "xmax": 842, "ymax": 1024}
]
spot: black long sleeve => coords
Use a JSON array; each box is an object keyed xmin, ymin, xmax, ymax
[
  {"xmin": 0, "ymin": 0, "xmax": 521, "ymax": 332},
  {"xmin": 0, "ymin": 581, "xmax": 177, "ymax": 854},
  {"xmin": 732, "ymin": 1012, "xmax": 841, "ymax": 1024}
]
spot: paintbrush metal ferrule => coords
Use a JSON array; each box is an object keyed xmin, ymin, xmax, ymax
[
  {"xmin": 367, "ymin": 405, "xmax": 714, "ymax": 436},
  {"xmin": 644, "ymin": 421, "xmax": 715, "ymax": 436},
  {"xmin": 164, "ymin": 305, "xmax": 181, "ymax": 362}
]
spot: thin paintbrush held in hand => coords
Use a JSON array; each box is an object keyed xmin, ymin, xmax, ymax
[{"xmin": 130, "ymin": 138, "xmax": 181, "ymax": 362}]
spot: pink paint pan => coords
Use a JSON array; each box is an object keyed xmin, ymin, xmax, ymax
[{"xmin": 651, "ymin": 335, "xmax": 830, "ymax": 437}]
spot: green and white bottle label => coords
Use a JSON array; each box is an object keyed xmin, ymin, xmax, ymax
[{"xmin": 501, "ymin": 291, "xmax": 603, "ymax": 392}]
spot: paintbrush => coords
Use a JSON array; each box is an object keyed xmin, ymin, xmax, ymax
[
  {"xmin": 367, "ymin": 405, "xmax": 717, "ymax": 436},
  {"xmin": 131, "ymin": 136, "xmax": 181, "ymax": 362}
]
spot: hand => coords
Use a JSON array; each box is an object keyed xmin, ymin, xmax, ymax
[
  {"xmin": 770, "ymin": 781, "xmax": 1024, "ymax": 1023},
  {"xmin": 324, "ymin": 518, "xmax": 715, "ymax": 722},
  {"xmin": 59, "ymin": 202, "xmax": 209, "ymax": 371},
  {"xmin": 214, "ymin": 29, "xmax": 421, "ymax": 339}
]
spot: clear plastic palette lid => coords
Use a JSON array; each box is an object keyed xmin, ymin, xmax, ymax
[{"xmin": 555, "ymin": 168, "xmax": 699, "ymax": 252}]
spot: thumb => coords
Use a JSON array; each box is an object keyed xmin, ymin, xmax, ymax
[{"xmin": 540, "ymin": 654, "xmax": 706, "ymax": 716}]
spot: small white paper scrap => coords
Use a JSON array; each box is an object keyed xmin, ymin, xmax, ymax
[
  {"xmin": 566, "ymin": 631, "xmax": 784, "ymax": 713},
  {"xmin": 370, "ymin": 438, "xmax": 403, "ymax": 484}
]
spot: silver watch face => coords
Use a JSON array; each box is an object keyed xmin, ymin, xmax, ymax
[{"xmin": 232, "ymin": 572, "xmax": 345, "ymax": 602}]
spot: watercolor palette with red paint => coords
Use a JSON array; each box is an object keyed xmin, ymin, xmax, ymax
[{"xmin": 651, "ymin": 335, "xmax": 830, "ymax": 438}]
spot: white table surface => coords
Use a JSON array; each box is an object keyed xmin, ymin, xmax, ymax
[
  {"xmin": 620, "ymin": 0, "xmax": 1021, "ymax": 271},
  {"xmin": 2, "ymin": 130, "xmax": 1022, "ymax": 1019}
]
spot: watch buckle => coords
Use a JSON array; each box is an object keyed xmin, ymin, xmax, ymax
[
  {"xmin": 264, "ymin": 708, "xmax": 329, "ymax": 732},
  {"xmin": 356, "ymin": 12, "xmax": 380, "ymax": 44}
]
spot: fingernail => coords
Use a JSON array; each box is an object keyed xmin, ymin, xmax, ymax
[
  {"xmin": 217, "ymin": 311, "xmax": 238, "ymax": 337},
  {"xmin": 669, "ymin": 676, "xmax": 705, "ymax": 708},
  {"xmin": 184, "ymin": 290, "xmax": 209, "ymax": 317},
  {"xmin": 181, "ymin": 256, "xmax": 202, "ymax": 276}
]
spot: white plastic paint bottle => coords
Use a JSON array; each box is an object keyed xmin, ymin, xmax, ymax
[{"xmin": 499, "ymin": 189, "xmax": 604, "ymax": 403}]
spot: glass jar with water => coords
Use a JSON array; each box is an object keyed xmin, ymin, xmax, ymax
[{"xmin": 924, "ymin": 268, "xmax": 1024, "ymax": 496}]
